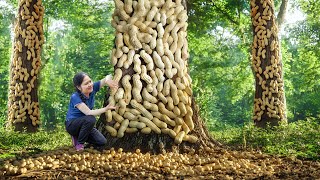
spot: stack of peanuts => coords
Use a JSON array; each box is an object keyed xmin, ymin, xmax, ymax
[
  {"xmin": 104, "ymin": 0, "xmax": 197, "ymax": 144},
  {"xmin": 1, "ymin": 147, "xmax": 281, "ymax": 177},
  {"xmin": 7, "ymin": 0, "xmax": 44, "ymax": 127},
  {"xmin": 250, "ymin": 0, "xmax": 286, "ymax": 122}
]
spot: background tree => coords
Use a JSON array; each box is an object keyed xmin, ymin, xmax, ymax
[
  {"xmin": 250, "ymin": 0, "xmax": 287, "ymax": 128},
  {"xmin": 7, "ymin": 0, "xmax": 44, "ymax": 132}
]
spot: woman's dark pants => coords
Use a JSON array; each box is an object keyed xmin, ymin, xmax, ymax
[{"xmin": 65, "ymin": 115, "xmax": 107, "ymax": 146}]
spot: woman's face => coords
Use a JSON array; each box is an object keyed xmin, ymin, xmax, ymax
[{"xmin": 78, "ymin": 75, "xmax": 93, "ymax": 96}]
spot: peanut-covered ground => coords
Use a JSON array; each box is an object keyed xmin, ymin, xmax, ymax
[{"xmin": 1, "ymin": 146, "xmax": 319, "ymax": 180}]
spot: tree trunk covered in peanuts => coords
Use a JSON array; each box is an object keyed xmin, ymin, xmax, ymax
[
  {"xmin": 97, "ymin": 0, "xmax": 219, "ymax": 153},
  {"xmin": 250, "ymin": 0, "xmax": 287, "ymax": 128},
  {"xmin": 7, "ymin": 0, "xmax": 44, "ymax": 132}
]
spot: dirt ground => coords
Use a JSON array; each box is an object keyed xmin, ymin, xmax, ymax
[{"xmin": 1, "ymin": 146, "xmax": 319, "ymax": 180}]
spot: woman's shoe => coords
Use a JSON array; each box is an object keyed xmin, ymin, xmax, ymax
[{"xmin": 75, "ymin": 144, "xmax": 84, "ymax": 151}]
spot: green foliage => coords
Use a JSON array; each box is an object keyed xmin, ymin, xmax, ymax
[
  {"xmin": 188, "ymin": 24, "xmax": 254, "ymax": 128},
  {"xmin": 281, "ymin": 0, "xmax": 320, "ymax": 122},
  {"xmin": 188, "ymin": 0, "xmax": 250, "ymax": 35},
  {"xmin": 38, "ymin": 1, "xmax": 115, "ymax": 128},
  {"xmin": 0, "ymin": 4, "xmax": 14, "ymax": 127}
]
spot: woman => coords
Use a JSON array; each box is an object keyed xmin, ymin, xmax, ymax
[{"xmin": 65, "ymin": 72, "xmax": 118, "ymax": 151}]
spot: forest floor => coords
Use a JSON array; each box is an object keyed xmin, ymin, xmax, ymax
[{"xmin": 1, "ymin": 146, "xmax": 320, "ymax": 180}]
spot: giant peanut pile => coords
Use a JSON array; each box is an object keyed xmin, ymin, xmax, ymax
[
  {"xmin": 7, "ymin": 0, "xmax": 44, "ymax": 127},
  {"xmin": 104, "ymin": 0, "xmax": 197, "ymax": 144},
  {"xmin": 250, "ymin": 0, "xmax": 286, "ymax": 122},
  {"xmin": 1, "ymin": 147, "xmax": 320, "ymax": 179}
]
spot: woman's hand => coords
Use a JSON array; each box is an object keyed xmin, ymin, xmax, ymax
[
  {"xmin": 105, "ymin": 75, "xmax": 119, "ymax": 89},
  {"xmin": 105, "ymin": 104, "xmax": 117, "ymax": 111}
]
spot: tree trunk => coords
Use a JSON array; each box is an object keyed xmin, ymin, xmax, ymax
[
  {"xmin": 97, "ymin": 0, "xmax": 220, "ymax": 153},
  {"xmin": 250, "ymin": 0, "xmax": 287, "ymax": 128},
  {"xmin": 7, "ymin": 0, "xmax": 44, "ymax": 132},
  {"xmin": 277, "ymin": 0, "xmax": 288, "ymax": 29}
]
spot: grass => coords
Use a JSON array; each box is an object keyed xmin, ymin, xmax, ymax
[
  {"xmin": 0, "ymin": 118, "xmax": 319, "ymax": 161},
  {"xmin": 211, "ymin": 117, "xmax": 320, "ymax": 160},
  {"xmin": 0, "ymin": 125, "xmax": 71, "ymax": 159}
]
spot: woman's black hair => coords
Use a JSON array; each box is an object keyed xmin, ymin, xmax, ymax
[{"xmin": 73, "ymin": 72, "xmax": 88, "ymax": 104}]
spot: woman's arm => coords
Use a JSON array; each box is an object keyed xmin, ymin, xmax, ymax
[{"xmin": 76, "ymin": 103, "xmax": 116, "ymax": 116}]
